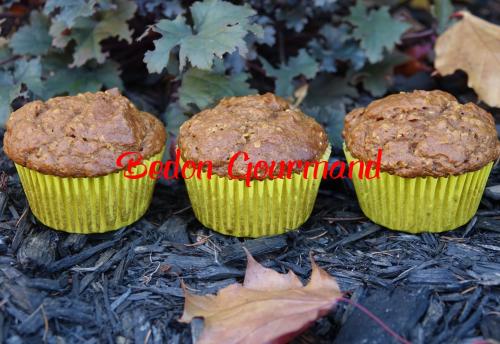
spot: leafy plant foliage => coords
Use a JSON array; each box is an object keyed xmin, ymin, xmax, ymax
[
  {"xmin": 0, "ymin": 0, "xmax": 134, "ymax": 124},
  {"xmin": 179, "ymin": 68, "xmax": 255, "ymax": 111},
  {"xmin": 0, "ymin": 0, "xmax": 458, "ymax": 145},
  {"xmin": 143, "ymin": 0, "xmax": 262, "ymax": 72},
  {"xmin": 347, "ymin": 2, "xmax": 410, "ymax": 63},
  {"xmin": 260, "ymin": 49, "xmax": 319, "ymax": 98}
]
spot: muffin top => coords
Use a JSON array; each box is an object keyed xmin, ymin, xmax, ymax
[
  {"xmin": 178, "ymin": 93, "xmax": 329, "ymax": 176},
  {"xmin": 4, "ymin": 89, "xmax": 166, "ymax": 177},
  {"xmin": 343, "ymin": 90, "xmax": 500, "ymax": 177}
]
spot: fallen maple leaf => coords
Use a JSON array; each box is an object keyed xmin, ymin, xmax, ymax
[
  {"xmin": 435, "ymin": 11, "xmax": 500, "ymax": 107},
  {"xmin": 179, "ymin": 250, "xmax": 341, "ymax": 344}
]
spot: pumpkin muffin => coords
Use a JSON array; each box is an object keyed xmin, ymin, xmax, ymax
[
  {"xmin": 4, "ymin": 89, "xmax": 166, "ymax": 233},
  {"xmin": 178, "ymin": 93, "xmax": 331, "ymax": 237},
  {"xmin": 343, "ymin": 90, "xmax": 500, "ymax": 233}
]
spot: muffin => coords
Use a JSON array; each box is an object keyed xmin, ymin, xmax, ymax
[
  {"xmin": 343, "ymin": 90, "xmax": 500, "ymax": 233},
  {"xmin": 4, "ymin": 89, "xmax": 166, "ymax": 233},
  {"xmin": 177, "ymin": 93, "xmax": 330, "ymax": 237}
]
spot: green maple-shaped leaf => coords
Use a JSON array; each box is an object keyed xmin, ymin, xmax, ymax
[
  {"xmin": 0, "ymin": 72, "xmax": 21, "ymax": 127},
  {"xmin": 303, "ymin": 104, "xmax": 347, "ymax": 147},
  {"xmin": 178, "ymin": 68, "xmax": 256, "ymax": 111},
  {"xmin": 304, "ymin": 73, "xmax": 358, "ymax": 109},
  {"xmin": 143, "ymin": 0, "xmax": 263, "ymax": 73},
  {"xmin": 43, "ymin": 61, "xmax": 123, "ymax": 98},
  {"xmin": 69, "ymin": 17, "xmax": 108, "ymax": 66},
  {"xmin": 44, "ymin": 0, "xmax": 96, "ymax": 28},
  {"xmin": 0, "ymin": 58, "xmax": 45, "ymax": 126},
  {"xmin": 49, "ymin": 20, "xmax": 73, "ymax": 48},
  {"xmin": 48, "ymin": 0, "xmax": 136, "ymax": 67},
  {"xmin": 10, "ymin": 11, "xmax": 52, "ymax": 55},
  {"xmin": 13, "ymin": 58, "xmax": 44, "ymax": 98},
  {"xmin": 163, "ymin": 102, "xmax": 190, "ymax": 135},
  {"xmin": 357, "ymin": 52, "xmax": 409, "ymax": 96},
  {"xmin": 308, "ymin": 24, "xmax": 366, "ymax": 72},
  {"xmin": 261, "ymin": 49, "xmax": 319, "ymax": 98},
  {"xmin": 143, "ymin": 16, "xmax": 191, "ymax": 74},
  {"xmin": 432, "ymin": 0, "xmax": 455, "ymax": 34},
  {"xmin": 347, "ymin": 2, "xmax": 410, "ymax": 63},
  {"xmin": 161, "ymin": 102, "xmax": 190, "ymax": 161},
  {"xmin": 95, "ymin": 0, "xmax": 137, "ymax": 43}
]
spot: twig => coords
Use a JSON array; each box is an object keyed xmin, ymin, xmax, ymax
[
  {"xmin": 15, "ymin": 206, "xmax": 29, "ymax": 227},
  {"xmin": 173, "ymin": 205, "xmax": 191, "ymax": 215},
  {"xmin": 337, "ymin": 297, "xmax": 412, "ymax": 344},
  {"xmin": 402, "ymin": 29, "xmax": 434, "ymax": 40},
  {"xmin": 184, "ymin": 234, "xmax": 213, "ymax": 247},
  {"xmin": 144, "ymin": 328, "xmax": 152, "ymax": 344},
  {"xmin": 41, "ymin": 304, "xmax": 49, "ymax": 343},
  {"xmin": 0, "ymin": 55, "xmax": 20, "ymax": 66},
  {"xmin": 323, "ymin": 216, "xmax": 366, "ymax": 222},
  {"xmin": 0, "ymin": 171, "xmax": 8, "ymax": 191},
  {"xmin": 307, "ymin": 231, "xmax": 327, "ymax": 240}
]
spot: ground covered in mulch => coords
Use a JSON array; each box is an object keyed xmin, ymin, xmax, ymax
[{"xmin": 0, "ymin": 129, "xmax": 499, "ymax": 344}]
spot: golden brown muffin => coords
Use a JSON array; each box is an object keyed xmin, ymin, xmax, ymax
[
  {"xmin": 177, "ymin": 93, "xmax": 329, "ymax": 176},
  {"xmin": 343, "ymin": 90, "xmax": 500, "ymax": 177},
  {"xmin": 4, "ymin": 89, "xmax": 166, "ymax": 177}
]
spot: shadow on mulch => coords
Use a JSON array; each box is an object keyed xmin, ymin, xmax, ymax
[{"xmin": 0, "ymin": 148, "xmax": 499, "ymax": 343}]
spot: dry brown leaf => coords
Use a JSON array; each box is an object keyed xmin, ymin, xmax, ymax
[
  {"xmin": 179, "ymin": 250, "xmax": 341, "ymax": 344},
  {"xmin": 435, "ymin": 11, "xmax": 500, "ymax": 107}
]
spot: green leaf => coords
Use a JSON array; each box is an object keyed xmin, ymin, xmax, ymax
[
  {"xmin": 276, "ymin": 6, "xmax": 310, "ymax": 32},
  {"xmin": 95, "ymin": 0, "xmax": 137, "ymax": 43},
  {"xmin": 43, "ymin": 61, "xmax": 123, "ymax": 98},
  {"xmin": 0, "ymin": 20, "xmax": 9, "ymax": 59},
  {"xmin": 178, "ymin": 68, "xmax": 255, "ymax": 111},
  {"xmin": 308, "ymin": 24, "xmax": 366, "ymax": 72},
  {"xmin": 302, "ymin": 104, "xmax": 346, "ymax": 147},
  {"xmin": 69, "ymin": 17, "xmax": 108, "ymax": 66},
  {"xmin": 13, "ymin": 58, "xmax": 44, "ymax": 98},
  {"xmin": 356, "ymin": 52, "xmax": 409, "ymax": 96},
  {"xmin": 161, "ymin": 101, "xmax": 189, "ymax": 162},
  {"xmin": 40, "ymin": 52, "xmax": 73, "ymax": 72},
  {"xmin": 314, "ymin": 0, "xmax": 337, "ymax": 6},
  {"xmin": 0, "ymin": 58, "xmax": 45, "ymax": 126},
  {"xmin": 73, "ymin": 0, "xmax": 136, "ymax": 66},
  {"xmin": 304, "ymin": 73, "xmax": 358, "ymax": 109},
  {"xmin": 44, "ymin": 0, "xmax": 96, "ymax": 28},
  {"xmin": 0, "ymin": 40, "xmax": 13, "ymax": 63},
  {"xmin": 51, "ymin": 0, "xmax": 136, "ymax": 67},
  {"xmin": 144, "ymin": 0, "xmax": 263, "ymax": 73},
  {"xmin": 145, "ymin": 0, "xmax": 185, "ymax": 18},
  {"xmin": 0, "ymin": 72, "xmax": 21, "ymax": 127},
  {"xmin": 10, "ymin": 11, "xmax": 52, "ymax": 55},
  {"xmin": 261, "ymin": 49, "xmax": 319, "ymax": 98},
  {"xmin": 347, "ymin": 2, "xmax": 410, "ymax": 63},
  {"xmin": 432, "ymin": 0, "xmax": 455, "ymax": 34},
  {"xmin": 49, "ymin": 20, "xmax": 73, "ymax": 48},
  {"xmin": 0, "ymin": 45, "xmax": 11, "ymax": 62},
  {"xmin": 143, "ymin": 16, "xmax": 191, "ymax": 74},
  {"xmin": 163, "ymin": 102, "xmax": 189, "ymax": 135}
]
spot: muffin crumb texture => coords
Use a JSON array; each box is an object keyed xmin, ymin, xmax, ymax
[
  {"xmin": 4, "ymin": 89, "xmax": 166, "ymax": 177},
  {"xmin": 343, "ymin": 90, "xmax": 500, "ymax": 177},
  {"xmin": 178, "ymin": 93, "xmax": 329, "ymax": 176}
]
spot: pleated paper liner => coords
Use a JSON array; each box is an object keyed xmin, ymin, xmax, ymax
[
  {"xmin": 183, "ymin": 145, "xmax": 332, "ymax": 237},
  {"xmin": 344, "ymin": 145, "xmax": 493, "ymax": 233},
  {"xmin": 15, "ymin": 149, "xmax": 164, "ymax": 234}
]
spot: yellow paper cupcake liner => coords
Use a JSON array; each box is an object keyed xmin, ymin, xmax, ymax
[
  {"xmin": 183, "ymin": 145, "xmax": 332, "ymax": 237},
  {"xmin": 344, "ymin": 146, "xmax": 493, "ymax": 233},
  {"xmin": 15, "ymin": 149, "xmax": 164, "ymax": 234}
]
